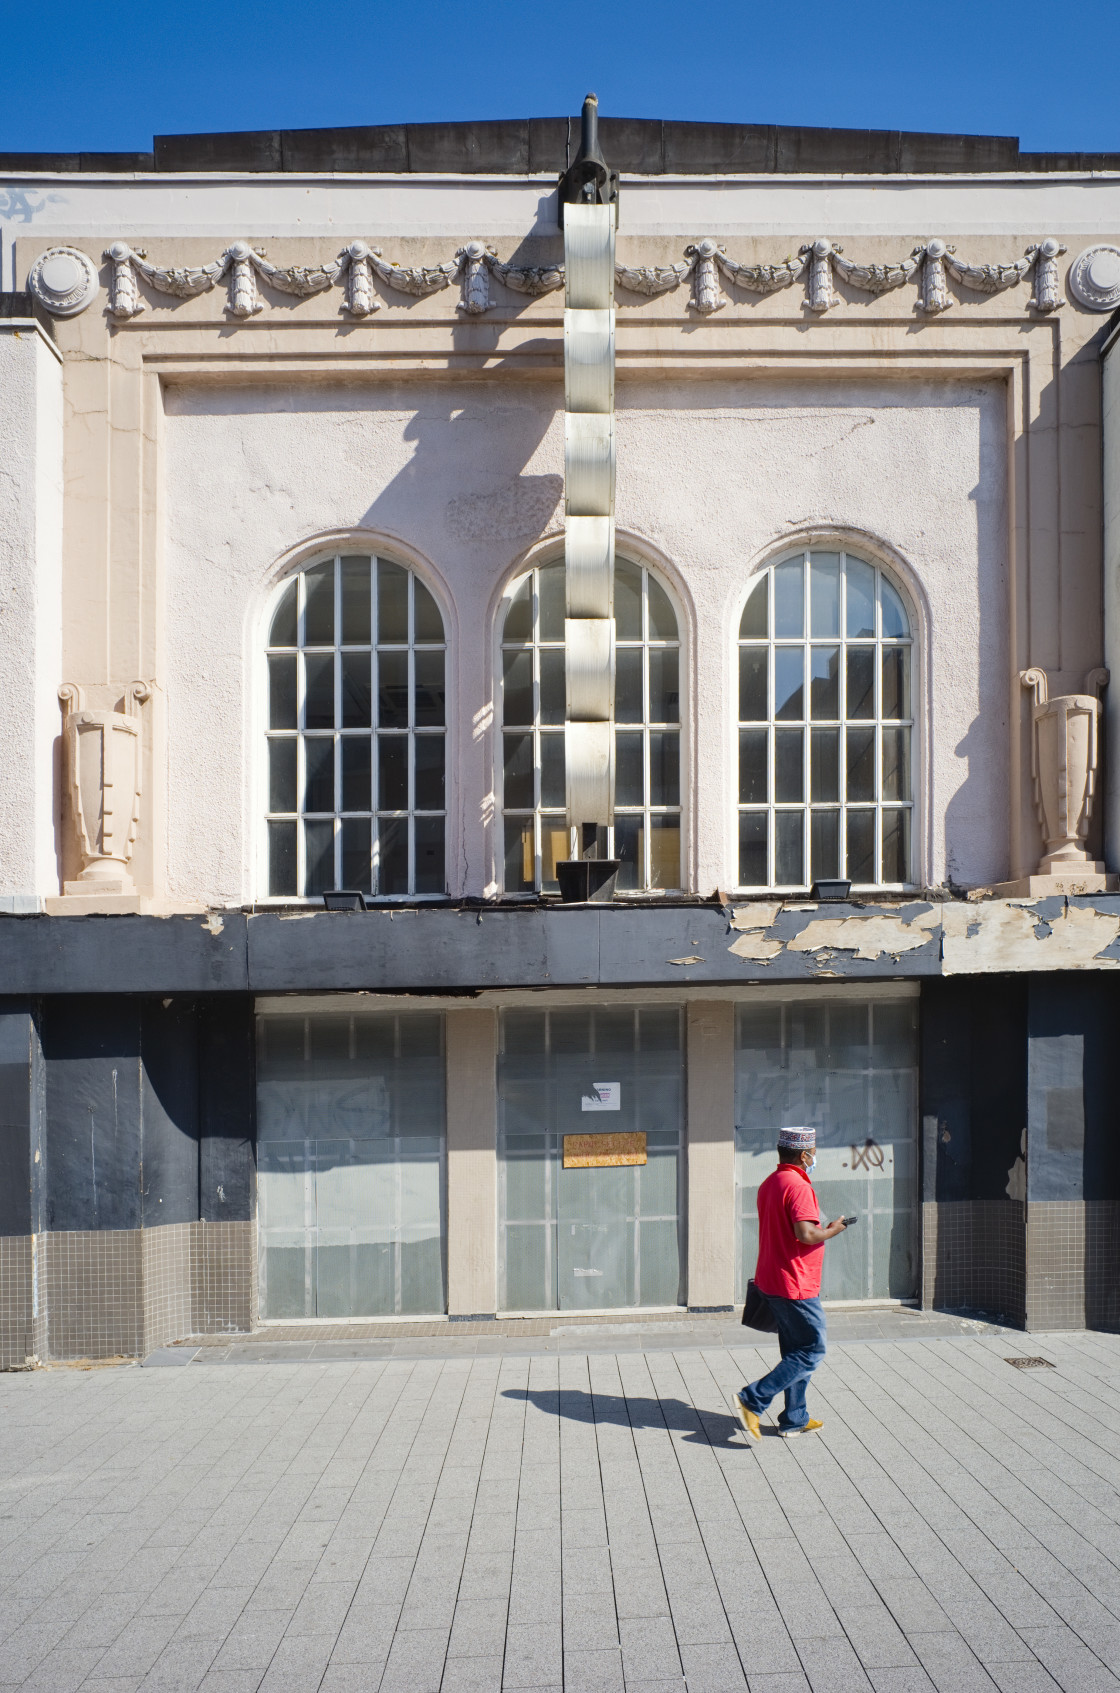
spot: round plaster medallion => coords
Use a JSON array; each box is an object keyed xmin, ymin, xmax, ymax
[
  {"xmin": 27, "ymin": 246, "xmax": 99, "ymax": 316},
  {"xmin": 1069, "ymin": 245, "xmax": 1120, "ymax": 312}
]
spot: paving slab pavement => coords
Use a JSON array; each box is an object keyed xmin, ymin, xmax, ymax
[
  {"xmin": 1, "ymin": 1315, "xmax": 1118, "ymax": 1692},
  {"xmin": 144, "ymin": 1306, "xmax": 1014, "ymax": 1368}
]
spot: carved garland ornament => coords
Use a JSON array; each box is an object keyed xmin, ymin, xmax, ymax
[{"xmin": 97, "ymin": 235, "xmax": 1070, "ymax": 321}]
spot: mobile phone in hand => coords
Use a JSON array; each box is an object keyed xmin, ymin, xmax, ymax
[{"xmin": 841, "ymin": 1215, "xmax": 859, "ymax": 1226}]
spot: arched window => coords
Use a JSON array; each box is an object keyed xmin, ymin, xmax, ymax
[
  {"xmin": 501, "ymin": 557, "xmax": 682, "ymax": 894},
  {"xmin": 265, "ymin": 554, "xmax": 446, "ymax": 899},
  {"xmin": 737, "ymin": 548, "xmax": 913, "ymax": 891}
]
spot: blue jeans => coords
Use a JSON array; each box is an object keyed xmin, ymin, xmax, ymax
[{"xmin": 740, "ymin": 1294, "xmax": 827, "ymax": 1430}]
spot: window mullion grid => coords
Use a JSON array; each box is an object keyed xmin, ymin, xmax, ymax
[
  {"xmin": 803, "ymin": 556, "xmax": 810, "ymax": 890},
  {"xmin": 541, "ymin": 568, "xmax": 548, "ymax": 893},
  {"xmin": 874, "ymin": 564, "xmax": 883, "ymax": 886},
  {"xmin": 361, "ymin": 566, "xmax": 374, "ymax": 897},
  {"xmin": 296, "ymin": 569, "xmax": 307, "ymax": 898},
  {"xmin": 375, "ymin": 639, "xmax": 384, "ymax": 900},
  {"xmin": 642, "ymin": 592, "xmax": 651, "ymax": 888},
  {"xmin": 767, "ymin": 579, "xmax": 776, "ymax": 889},
  {"xmin": 407, "ymin": 570, "xmax": 415, "ymax": 896},
  {"xmin": 839, "ymin": 555, "xmax": 849, "ymax": 884},
  {"xmin": 372, "ymin": 560, "xmax": 381, "ymax": 896},
  {"xmin": 333, "ymin": 555, "xmax": 342, "ymax": 894}
]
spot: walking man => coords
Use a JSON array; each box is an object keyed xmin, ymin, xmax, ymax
[{"xmin": 736, "ymin": 1125, "xmax": 849, "ymax": 1441}]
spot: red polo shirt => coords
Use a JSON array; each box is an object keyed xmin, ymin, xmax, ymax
[{"xmin": 754, "ymin": 1163, "xmax": 824, "ymax": 1300}]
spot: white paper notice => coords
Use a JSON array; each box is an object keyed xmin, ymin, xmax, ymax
[{"xmin": 581, "ymin": 1082, "xmax": 621, "ymax": 1112}]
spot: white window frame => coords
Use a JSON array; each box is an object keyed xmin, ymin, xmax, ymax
[
  {"xmin": 498, "ymin": 556, "xmax": 684, "ymax": 896},
  {"xmin": 261, "ymin": 553, "xmax": 447, "ymax": 902},
  {"xmin": 735, "ymin": 546, "xmax": 916, "ymax": 895}
]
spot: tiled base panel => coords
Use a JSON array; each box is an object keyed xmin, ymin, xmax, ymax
[
  {"xmin": 5, "ymin": 1204, "xmax": 1119, "ymax": 1364},
  {"xmin": 922, "ymin": 1200, "xmax": 1027, "ymax": 1326},
  {"xmin": 0, "ymin": 1220, "xmax": 255, "ymax": 1366},
  {"xmin": 922, "ymin": 1200, "xmax": 1120, "ymax": 1331}
]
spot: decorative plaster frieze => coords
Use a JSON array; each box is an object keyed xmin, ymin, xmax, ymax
[
  {"xmin": 485, "ymin": 251, "xmax": 565, "ymax": 300},
  {"xmin": 801, "ymin": 239, "xmax": 840, "ymax": 313},
  {"xmin": 27, "ymin": 246, "xmax": 99, "ymax": 316},
  {"xmin": 944, "ymin": 250, "xmax": 1032, "ymax": 295},
  {"xmin": 455, "ymin": 243, "xmax": 560, "ymax": 313},
  {"xmin": 456, "ymin": 241, "xmax": 492, "ymax": 315},
  {"xmin": 1069, "ymin": 244, "xmax": 1120, "ymax": 311},
  {"xmin": 98, "ymin": 234, "xmax": 1070, "ymax": 323},
  {"xmin": 683, "ymin": 240, "xmax": 724, "ymax": 314},
  {"xmin": 105, "ymin": 242, "xmax": 227, "ymax": 315},
  {"xmin": 248, "ymin": 246, "xmax": 338, "ymax": 300},
  {"xmin": 715, "ymin": 249, "xmax": 806, "ymax": 297},
  {"xmin": 454, "ymin": 242, "xmax": 567, "ymax": 315},
  {"xmin": 1027, "ymin": 240, "xmax": 1066, "ymax": 314},
  {"xmin": 105, "ymin": 243, "xmax": 144, "ymax": 317},
  {"xmin": 365, "ymin": 247, "xmax": 458, "ymax": 300},
  {"xmin": 831, "ymin": 248, "xmax": 920, "ymax": 295},
  {"xmin": 614, "ymin": 259, "xmax": 691, "ymax": 298},
  {"xmin": 340, "ymin": 242, "xmax": 377, "ymax": 315},
  {"xmin": 225, "ymin": 243, "xmax": 263, "ymax": 319},
  {"xmin": 678, "ymin": 240, "xmax": 805, "ymax": 314},
  {"xmin": 916, "ymin": 240, "xmax": 953, "ymax": 315}
]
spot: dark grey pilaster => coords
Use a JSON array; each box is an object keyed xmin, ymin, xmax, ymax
[
  {"xmin": 1025, "ymin": 976, "xmax": 1120, "ymax": 1330},
  {"xmin": 0, "ymin": 1000, "xmax": 45, "ymax": 1366},
  {"xmin": 919, "ymin": 978, "xmax": 1028, "ymax": 1324}
]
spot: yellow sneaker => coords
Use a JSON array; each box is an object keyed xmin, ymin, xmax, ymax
[
  {"xmin": 780, "ymin": 1419, "xmax": 823, "ymax": 1439},
  {"xmin": 735, "ymin": 1393, "xmax": 761, "ymax": 1441}
]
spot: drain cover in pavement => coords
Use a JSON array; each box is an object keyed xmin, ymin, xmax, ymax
[{"xmin": 1005, "ymin": 1355, "xmax": 1055, "ymax": 1369}]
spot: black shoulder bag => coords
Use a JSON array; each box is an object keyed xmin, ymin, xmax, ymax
[{"xmin": 741, "ymin": 1279, "xmax": 779, "ymax": 1333}]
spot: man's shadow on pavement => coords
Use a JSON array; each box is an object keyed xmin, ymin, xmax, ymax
[{"xmin": 502, "ymin": 1387, "xmax": 743, "ymax": 1447}]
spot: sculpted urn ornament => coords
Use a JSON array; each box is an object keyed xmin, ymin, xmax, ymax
[
  {"xmin": 1006, "ymin": 667, "xmax": 1117, "ymax": 895},
  {"xmin": 58, "ymin": 682, "xmax": 150, "ymax": 899}
]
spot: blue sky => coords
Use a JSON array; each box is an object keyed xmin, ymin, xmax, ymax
[{"xmin": 2, "ymin": 1, "xmax": 1118, "ymax": 155}]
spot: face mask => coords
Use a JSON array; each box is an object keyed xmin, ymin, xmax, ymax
[{"xmin": 805, "ymin": 1155, "xmax": 817, "ymax": 1175}]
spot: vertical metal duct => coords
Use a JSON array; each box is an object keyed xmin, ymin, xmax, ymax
[{"xmin": 559, "ymin": 97, "xmax": 619, "ymax": 852}]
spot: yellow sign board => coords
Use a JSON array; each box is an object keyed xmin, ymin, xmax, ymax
[{"xmin": 563, "ymin": 1132, "xmax": 647, "ymax": 1168}]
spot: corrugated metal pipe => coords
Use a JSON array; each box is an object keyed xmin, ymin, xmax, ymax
[{"xmin": 559, "ymin": 96, "xmax": 619, "ymax": 857}]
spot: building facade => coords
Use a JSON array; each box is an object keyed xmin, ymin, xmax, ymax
[{"xmin": 2, "ymin": 114, "xmax": 1120, "ymax": 1364}]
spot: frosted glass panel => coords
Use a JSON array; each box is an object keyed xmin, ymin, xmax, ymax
[
  {"xmin": 498, "ymin": 1007, "xmax": 683, "ymax": 1312},
  {"xmin": 257, "ymin": 1012, "xmax": 446, "ymax": 1318},
  {"xmin": 734, "ymin": 997, "xmax": 918, "ymax": 1303}
]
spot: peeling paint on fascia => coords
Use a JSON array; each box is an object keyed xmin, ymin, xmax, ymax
[
  {"xmin": 668, "ymin": 955, "xmax": 705, "ymax": 966},
  {"xmin": 201, "ymin": 912, "xmax": 224, "ymax": 936},
  {"xmin": 941, "ymin": 900, "xmax": 1120, "ymax": 973},
  {"xmin": 728, "ymin": 931, "xmax": 783, "ymax": 963},
  {"xmin": 786, "ymin": 909, "xmax": 941, "ymax": 961},
  {"xmin": 729, "ymin": 903, "xmax": 783, "ymax": 932}
]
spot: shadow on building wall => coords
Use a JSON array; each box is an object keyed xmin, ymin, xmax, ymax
[
  {"xmin": 941, "ymin": 385, "xmax": 1009, "ymax": 891},
  {"xmin": 356, "ymin": 279, "xmax": 566, "ymax": 580}
]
